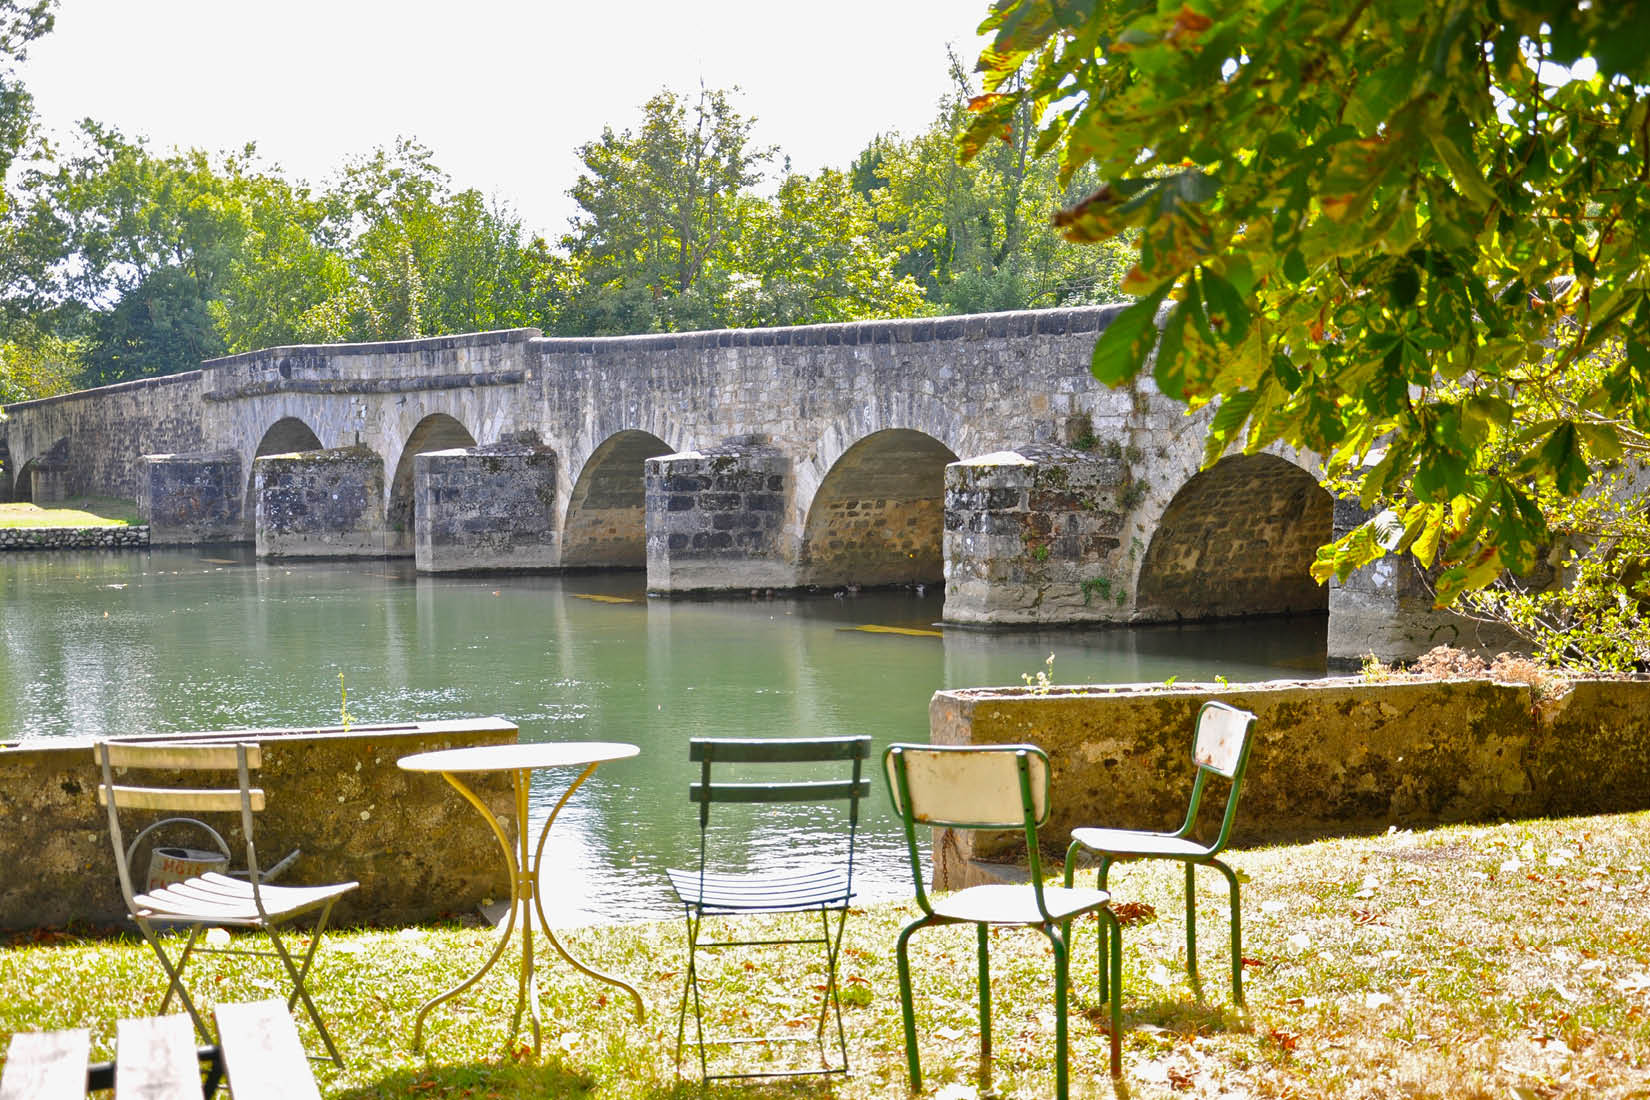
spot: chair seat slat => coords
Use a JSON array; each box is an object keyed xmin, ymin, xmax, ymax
[
  {"xmin": 0, "ymin": 1029, "xmax": 91, "ymax": 1100},
  {"xmin": 689, "ymin": 736, "xmax": 872, "ymax": 763},
  {"xmin": 98, "ymin": 785, "xmax": 265, "ymax": 812}
]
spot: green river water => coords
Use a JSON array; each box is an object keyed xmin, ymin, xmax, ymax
[{"xmin": 0, "ymin": 548, "xmax": 1327, "ymax": 922}]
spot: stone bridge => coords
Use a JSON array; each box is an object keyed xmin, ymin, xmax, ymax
[{"xmin": 0, "ymin": 307, "xmax": 1462, "ymax": 662}]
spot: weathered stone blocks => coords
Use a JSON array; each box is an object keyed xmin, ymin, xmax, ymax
[
  {"xmin": 414, "ymin": 441, "xmax": 558, "ymax": 572},
  {"xmin": 927, "ymin": 678, "xmax": 1650, "ymax": 889},
  {"xmin": 138, "ymin": 450, "xmax": 243, "ymax": 544},
  {"xmin": 943, "ymin": 445, "xmax": 1131, "ymax": 624},
  {"xmin": 0, "ymin": 718, "xmax": 516, "ymax": 931},
  {"xmin": 254, "ymin": 445, "xmax": 385, "ymax": 559},
  {"xmin": 645, "ymin": 437, "xmax": 793, "ymax": 592}
]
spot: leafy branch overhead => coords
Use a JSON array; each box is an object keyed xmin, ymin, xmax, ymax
[{"xmin": 964, "ymin": 0, "xmax": 1650, "ymax": 608}]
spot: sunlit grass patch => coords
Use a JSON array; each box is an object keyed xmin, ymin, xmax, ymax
[
  {"xmin": 0, "ymin": 497, "xmax": 142, "ymax": 528},
  {"xmin": 0, "ymin": 811, "xmax": 1646, "ymax": 1097}
]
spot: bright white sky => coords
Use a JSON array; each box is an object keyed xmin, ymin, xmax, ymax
[{"xmin": 16, "ymin": 0, "xmax": 991, "ymax": 240}]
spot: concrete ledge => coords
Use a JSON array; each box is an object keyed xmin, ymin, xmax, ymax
[
  {"xmin": 0, "ymin": 718, "xmax": 517, "ymax": 931},
  {"xmin": 927, "ymin": 677, "xmax": 1650, "ymax": 889}
]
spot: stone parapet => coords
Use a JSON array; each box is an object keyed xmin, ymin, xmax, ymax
[
  {"xmin": 926, "ymin": 678, "xmax": 1650, "ymax": 889},
  {"xmin": 0, "ymin": 718, "xmax": 517, "ymax": 931},
  {"xmin": 0, "ymin": 526, "xmax": 149, "ymax": 551}
]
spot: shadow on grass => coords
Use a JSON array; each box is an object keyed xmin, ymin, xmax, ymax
[{"xmin": 330, "ymin": 1058, "xmax": 851, "ymax": 1100}]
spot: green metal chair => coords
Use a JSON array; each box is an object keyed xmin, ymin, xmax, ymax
[
  {"xmin": 665, "ymin": 735, "xmax": 872, "ymax": 1083},
  {"xmin": 885, "ymin": 742, "xmax": 1122, "ymax": 1097},
  {"xmin": 1065, "ymin": 699, "xmax": 1258, "ymax": 1005}
]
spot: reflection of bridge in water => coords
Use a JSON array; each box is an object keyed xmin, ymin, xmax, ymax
[{"xmin": 0, "ymin": 307, "xmax": 1464, "ymax": 663}]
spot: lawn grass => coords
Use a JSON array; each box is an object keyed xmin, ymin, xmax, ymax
[
  {"xmin": 1, "ymin": 810, "xmax": 1646, "ymax": 1099},
  {"xmin": 0, "ymin": 497, "xmax": 142, "ymax": 528}
]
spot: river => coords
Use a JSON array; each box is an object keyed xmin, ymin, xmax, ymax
[{"xmin": 0, "ymin": 548, "xmax": 1326, "ymax": 922}]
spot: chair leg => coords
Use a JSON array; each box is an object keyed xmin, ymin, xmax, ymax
[
  {"xmin": 1184, "ymin": 861, "xmax": 1199, "ymax": 989},
  {"xmin": 976, "ymin": 923, "xmax": 992, "ymax": 1086},
  {"xmin": 1212, "ymin": 859, "xmax": 1244, "ymax": 1005},
  {"xmin": 1099, "ymin": 908, "xmax": 1123, "ymax": 1077},
  {"xmin": 1095, "ymin": 856, "xmax": 1114, "ymax": 1003},
  {"xmin": 675, "ymin": 907, "xmax": 706, "ymax": 1079},
  {"xmin": 895, "ymin": 916, "xmax": 932, "ymax": 1093},
  {"xmin": 1037, "ymin": 922, "xmax": 1071, "ymax": 1100},
  {"xmin": 819, "ymin": 905, "xmax": 852, "ymax": 1072},
  {"xmin": 264, "ymin": 915, "xmax": 345, "ymax": 1067},
  {"xmin": 139, "ymin": 920, "xmax": 210, "ymax": 1042}
]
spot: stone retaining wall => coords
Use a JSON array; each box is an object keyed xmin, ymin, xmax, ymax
[
  {"xmin": 0, "ymin": 526, "xmax": 150, "ymax": 551},
  {"xmin": 0, "ymin": 718, "xmax": 516, "ymax": 931},
  {"xmin": 927, "ymin": 677, "xmax": 1650, "ymax": 888}
]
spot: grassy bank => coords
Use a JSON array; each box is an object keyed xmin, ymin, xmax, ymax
[
  {"xmin": 1, "ymin": 810, "xmax": 1646, "ymax": 1099},
  {"xmin": 0, "ymin": 497, "xmax": 142, "ymax": 528}
]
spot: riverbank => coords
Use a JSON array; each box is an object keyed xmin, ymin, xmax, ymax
[
  {"xmin": 0, "ymin": 497, "xmax": 142, "ymax": 528},
  {"xmin": 2, "ymin": 809, "xmax": 1644, "ymax": 1098}
]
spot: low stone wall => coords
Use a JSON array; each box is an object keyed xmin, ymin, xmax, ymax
[
  {"xmin": 927, "ymin": 678, "xmax": 1650, "ymax": 888},
  {"xmin": 0, "ymin": 526, "xmax": 150, "ymax": 551},
  {"xmin": 0, "ymin": 718, "xmax": 517, "ymax": 931}
]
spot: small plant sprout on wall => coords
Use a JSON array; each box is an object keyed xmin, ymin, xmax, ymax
[
  {"xmin": 1022, "ymin": 653, "xmax": 1057, "ymax": 694},
  {"xmin": 339, "ymin": 672, "xmax": 354, "ymax": 732}
]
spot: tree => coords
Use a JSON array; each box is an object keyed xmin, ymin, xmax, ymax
[
  {"xmin": 968, "ymin": 1, "xmax": 1650, "ymax": 665},
  {"xmin": 0, "ymin": 0, "xmax": 51, "ymax": 181},
  {"xmin": 725, "ymin": 168, "xmax": 925, "ymax": 327},
  {"xmin": 863, "ymin": 52, "xmax": 1131, "ymax": 314},
  {"xmin": 562, "ymin": 87, "xmax": 771, "ymax": 333}
]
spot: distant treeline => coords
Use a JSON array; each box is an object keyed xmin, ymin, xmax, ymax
[{"xmin": 0, "ymin": 5, "xmax": 1127, "ymax": 402}]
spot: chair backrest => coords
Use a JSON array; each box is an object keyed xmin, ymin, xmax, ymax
[
  {"xmin": 688, "ymin": 736, "xmax": 873, "ymax": 884},
  {"xmin": 882, "ymin": 743, "xmax": 1049, "ymax": 829},
  {"xmin": 883, "ymin": 743, "xmax": 1052, "ymax": 916},
  {"xmin": 94, "ymin": 740, "xmax": 267, "ymax": 913},
  {"xmin": 1179, "ymin": 701, "xmax": 1258, "ymax": 851}
]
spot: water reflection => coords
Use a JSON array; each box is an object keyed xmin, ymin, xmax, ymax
[{"xmin": 0, "ymin": 549, "xmax": 1326, "ymax": 921}]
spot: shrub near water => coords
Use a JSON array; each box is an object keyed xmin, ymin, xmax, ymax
[{"xmin": 1, "ymin": 811, "xmax": 1647, "ymax": 1098}]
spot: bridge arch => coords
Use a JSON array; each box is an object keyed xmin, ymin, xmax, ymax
[
  {"xmin": 10, "ymin": 458, "xmax": 36, "ymax": 504},
  {"xmin": 387, "ymin": 414, "xmax": 477, "ymax": 555},
  {"xmin": 800, "ymin": 428, "xmax": 958, "ymax": 588},
  {"xmin": 0, "ymin": 439, "xmax": 11, "ymax": 502},
  {"xmin": 253, "ymin": 417, "xmax": 324, "ymax": 456},
  {"xmin": 1134, "ymin": 453, "xmax": 1331, "ymax": 621},
  {"xmin": 561, "ymin": 430, "xmax": 673, "ymax": 568}
]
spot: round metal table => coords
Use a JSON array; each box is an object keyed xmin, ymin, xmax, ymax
[{"xmin": 397, "ymin": 741, "xmax": 645, "ymax": 1057}]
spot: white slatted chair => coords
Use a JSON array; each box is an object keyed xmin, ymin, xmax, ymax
[{"xmin": 94, "ymin": 740, "xmax": 358, "ymax": 1066}]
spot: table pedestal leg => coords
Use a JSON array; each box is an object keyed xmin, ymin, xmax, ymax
[{"xmin": 411, "ymin": 763, "xmax": 646, "ymax": 1059}]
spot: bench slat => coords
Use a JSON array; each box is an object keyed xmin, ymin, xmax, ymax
[
  {"xmin": 114, "ymin": 1014, "xmax": 198, "ymax": 1100},
  {"xmin": 0, "ymin": 1029, "xmax": 90, "ymax": 1100},
  {"xmin": 215, "ymin": 999, "xmax": 321, "ymax": 1100}
]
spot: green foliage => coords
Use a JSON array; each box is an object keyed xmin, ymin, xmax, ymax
[
  {"xmin": 0, "ymin": 1, "xmax": 52, "ymax": 181},
  {"xmin": 967, "ymin": 0, "xmax": 1650, "ymax": 647}
]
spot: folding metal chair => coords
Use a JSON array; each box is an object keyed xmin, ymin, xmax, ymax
[
  {"xmin": 1066, "ymin": 699, "xmax": 1258, "ymax": 1004},
  {"xmin": 664, "ymin": 736, "xmax": 872, "ymax": 1082},
  {"xmin": 885, "ymin": 742, "xmax": 1122, "ymax": 1097},
  {"xmin": 94, "ymin": 739, "xmax": 359, "ymax": 1066}
]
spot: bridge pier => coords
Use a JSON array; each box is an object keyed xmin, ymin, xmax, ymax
[
  {"xmin": 138, "ymin": 450, "xmax": 243, "ymax": 544},
  {"xmin": 645, "ymin": 437, "xmax": 793, "ymax": 593},
  {"xmin": 254, "ymin": 445, "xmax": 386, "ymax": 559},
  {"xmin": 942, "ymin": 445, "xmax": 1133, "ymax": 624},
  {"xmin": 414, "ymin": 439, "xmax": 558, "ymax": 572}
]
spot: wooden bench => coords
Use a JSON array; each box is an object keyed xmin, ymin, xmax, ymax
[{"xmin": 0, "ymin": 999, "xmax": 321, "ymax": 1100}]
